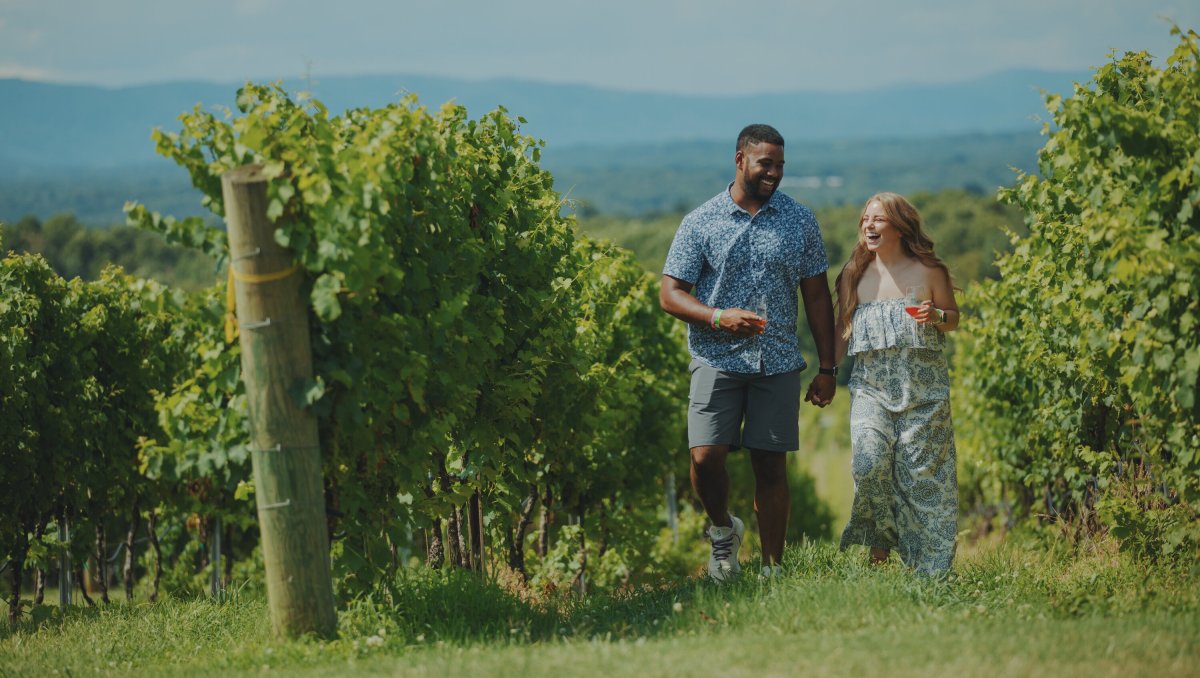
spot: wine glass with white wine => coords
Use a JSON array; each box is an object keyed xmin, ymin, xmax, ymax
[{"xmin": 753, "ymin": 295, "xmax": 768, "ymax": 335}]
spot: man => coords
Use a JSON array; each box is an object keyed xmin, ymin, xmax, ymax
[{"xmin": 660, "ymin": 123, "xmax": 837, "ymax": 581}]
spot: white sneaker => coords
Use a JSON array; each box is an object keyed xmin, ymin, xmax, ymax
[
  {"xmin": 707, "ymin": 515, "xmax": 744, "ymax": 582},
  {"xmin": 760, "ymin": 564, "xmax": 783, "ymax": 580}
]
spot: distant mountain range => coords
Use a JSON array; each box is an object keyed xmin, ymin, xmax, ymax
[
  {"xmin": 0, "ymin": 70, "xmax": 1084, "ymax": 222},
  {"xmin": 0, "ymin": 69, "xmax": 1085, "ymax": 171}
]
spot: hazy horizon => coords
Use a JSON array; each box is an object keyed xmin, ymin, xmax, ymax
[
  {"xmin": 1, "ymin": 1, "xmax": 1196, "ymax": 95},
  {"xmin": 0, "ymin": 64, "xmax": 1090, "ymax": 98}
]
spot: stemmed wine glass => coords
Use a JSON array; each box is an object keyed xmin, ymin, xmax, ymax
[
  {"xmin": 905, "ymin": 285, "xmax": 930, "ymax": 342},
  {"xmin": 753, "ymin": 295, "xmax": 768, "ymax": 334}
]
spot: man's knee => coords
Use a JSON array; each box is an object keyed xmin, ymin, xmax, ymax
[
  {"xmin": 690, "ymin": 445, "xmax": 729, "ymax": 469},
  {"xmin": 749, "ymin": 450, "xmax": 788, "ymax": 486}
]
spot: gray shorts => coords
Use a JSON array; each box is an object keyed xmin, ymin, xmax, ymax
[{"xmin": 687, "ymin": 358, "xmax": 802, "ymax": 452}]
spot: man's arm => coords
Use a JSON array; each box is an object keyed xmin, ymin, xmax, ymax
[
  {"xmin": 799, "ymin": 272, "xmax": 837, "ymax": 407},
  {"xmin": 833, "ymin": 263, "xmax": 851, "ymax": 366},
  {"xmin": 659, "ymin": 275, "xmax": 762, "ymax": 336}
]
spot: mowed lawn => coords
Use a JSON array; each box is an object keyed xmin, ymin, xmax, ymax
[{"xmin": 3, "ymin": 533, "xmax": 1196, "ymax": 677}]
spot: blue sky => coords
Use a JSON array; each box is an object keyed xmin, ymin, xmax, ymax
[{"xmin": 0, "ymin": 1, "xmax": 1196, "ymax": 94}]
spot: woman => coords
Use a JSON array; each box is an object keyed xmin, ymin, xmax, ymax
[{"xmin": 833, "ymin": 192, "xmax": 959, "ymax": 576}]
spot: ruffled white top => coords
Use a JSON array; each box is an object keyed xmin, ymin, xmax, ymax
[{"xmin": 846, "ymin": 298, "xmax": 946, "ymax": 356}]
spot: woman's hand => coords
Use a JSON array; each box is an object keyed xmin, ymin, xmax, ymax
[{"xmin": 912, "ymin": 300, "xmax": 943, "ymax": 326}]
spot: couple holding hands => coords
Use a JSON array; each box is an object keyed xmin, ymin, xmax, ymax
[{"xmin": 660, "ymin": 124, "xmax": 960, "ymax": 580}]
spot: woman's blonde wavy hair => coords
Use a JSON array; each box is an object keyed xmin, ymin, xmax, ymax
[{"xmin": 834, "ymin": 192, "xmax": 951, "ymax": 340}]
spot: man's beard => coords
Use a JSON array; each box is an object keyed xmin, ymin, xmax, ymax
[{"xmin": 742, "ymin": 174, "xmax": 776, "ymax": 202}]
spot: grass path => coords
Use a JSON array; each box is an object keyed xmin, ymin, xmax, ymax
[
  {"xmin": 369, "ymin": 617, "xmax": 1194, "ymax": 678},
  {"xmin": 3, "ymin": 532, "xmax": 1197, "ymax": 677}
]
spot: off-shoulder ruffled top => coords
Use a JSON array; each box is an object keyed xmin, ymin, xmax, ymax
[{"xmin": 846, "ymin": 298, "xmax": 946, "ymax": 356}]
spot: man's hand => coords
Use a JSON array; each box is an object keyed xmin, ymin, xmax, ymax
[
  {"xmin": 718, "ymin": 308, "xmax": 767, "ymax": 336},
  {"xmin": 660, "ymin": 276, "xmax": 768, "ymax": 335},
  {"xmin": 798, "ymin": 274, "xmax": 837, "ymax": 407},
  {"xmin": 803, "ymin": 374, "xmax": 836, "ymax": 407}
]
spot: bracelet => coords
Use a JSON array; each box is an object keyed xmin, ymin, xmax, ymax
[
  {"xmin": 711, "ymin": 308, "xmax": 723, "ymax": 330},
  {"xmin": 933, "ymin": 308, "xmax": 947, "ymax": 326}
]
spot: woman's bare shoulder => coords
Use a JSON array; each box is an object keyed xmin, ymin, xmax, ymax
[{"xmin": 917, "ymin": 260, "xmax": 951, "ymax": 284}]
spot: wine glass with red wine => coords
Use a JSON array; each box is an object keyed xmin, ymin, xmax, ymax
[{"xmin": 905, "ymin": 285, "xmax": 930, "ymax": 341}]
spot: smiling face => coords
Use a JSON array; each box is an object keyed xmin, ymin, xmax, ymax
[
  {"xmin": 735, "ymin": 141, "xmax": 784, "ymax": 205},
  {"xmin": 860, "ymin": 200, "xmax": 899, "ymax": 253}
]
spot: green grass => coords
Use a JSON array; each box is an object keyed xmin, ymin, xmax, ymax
[
  {"xmin": 3, "ymin": 532, "xmax": 1197, "ymax": 677},
  {"xmin": 794, "ymin": 393, "xmax": 854, "ymax": 529}
]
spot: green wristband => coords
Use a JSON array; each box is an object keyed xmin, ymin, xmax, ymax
[{"xmin": 711, "ymin": 308, "xmax": 723, "ymax": 330}]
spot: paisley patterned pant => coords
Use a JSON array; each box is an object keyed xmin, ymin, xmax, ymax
[{"xmin": 839, "ymin": 347, "xmax": 958, "ymax": 575}]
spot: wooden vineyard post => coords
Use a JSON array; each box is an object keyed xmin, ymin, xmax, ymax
[
  {"xmin": 222, "ymin": 165, "xmax": 337, "ymax": 639},
  {"xmin": 58, "ymin": 519, "xmax": 71, "ymax": 608}
]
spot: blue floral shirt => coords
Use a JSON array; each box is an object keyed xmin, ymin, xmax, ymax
[{"xmin": 663, "ymin": 185, "xmax": 828, "ymax": 375}]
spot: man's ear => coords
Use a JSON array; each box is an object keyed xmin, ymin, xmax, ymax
[{"xmin": 734, "ymin": 149, "xmax": 744, "ymax": 170}]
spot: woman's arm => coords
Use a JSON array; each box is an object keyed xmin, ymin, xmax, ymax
[{"xmin": 926, "ymin": 266, "xmax": 960, "ymax": 333}]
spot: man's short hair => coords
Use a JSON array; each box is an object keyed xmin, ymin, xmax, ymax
[{"xmin": 736, "ymin": 124, "xmax": 785, "ymax": 152}]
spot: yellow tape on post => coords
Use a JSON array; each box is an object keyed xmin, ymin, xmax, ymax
[{"xmin": 225, "ymin": 263, "xmax": 301, "ymax": 344}]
